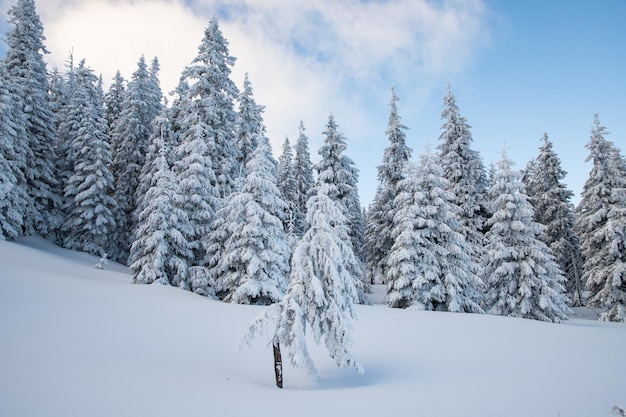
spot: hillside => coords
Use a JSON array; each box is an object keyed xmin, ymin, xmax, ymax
[{"xmin": 1, "ymin": 237, "xmax": 624, "ymax": 417}]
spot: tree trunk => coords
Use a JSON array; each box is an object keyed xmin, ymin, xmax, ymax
[{"xmin": 273, "ymin": 340, "xmax": 283, "ymax": 389}]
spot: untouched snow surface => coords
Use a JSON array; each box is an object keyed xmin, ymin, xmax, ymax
[{"xmin": 1, "ymin": 237, "xmax": 625, "ymax": 417}]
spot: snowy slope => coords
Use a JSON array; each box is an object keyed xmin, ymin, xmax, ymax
[{"xmin": 1, "ymin": 237, "xmax": 624, "ymax": 417}]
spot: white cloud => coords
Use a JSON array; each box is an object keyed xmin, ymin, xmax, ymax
[{"xmin": 1, "ymin": 0, "xmax": 491, "ymax": 204}]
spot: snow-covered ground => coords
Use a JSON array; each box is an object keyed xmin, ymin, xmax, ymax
[{"xmin": 1, "ymin": 237, "xmax": 624, "ymax": 417}]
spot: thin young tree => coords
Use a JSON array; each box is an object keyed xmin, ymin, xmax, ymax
[
  {"xmin": 365, "ymin": 87, "xmax": 412, "ymax": 284},
  {"xmin": 386, "ymin": 150, "xmax": 484, "ymax": 312},
  {"xmin": 576, "ymin": 115, "xmax": 626, "ymax": 322},
  {"xmin": 239, "ymin": 182, "xmax": 364, "ymax": 387},
  {"xmin": 485, "ymin": 150, "xmax": 570, "ymax": 323},
  {"xmin": 524, "ymin": 133, "xmax": 584, "ymax": 305}
]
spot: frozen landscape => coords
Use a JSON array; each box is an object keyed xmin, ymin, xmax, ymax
[{"xmin": 1, "ymin": 237, "xmax": 624, "ymax": 417}]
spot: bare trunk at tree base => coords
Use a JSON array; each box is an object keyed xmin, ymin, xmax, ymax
[{"xmin": 273, "ymin": 341, "xmax": 283, "ymax": 388}]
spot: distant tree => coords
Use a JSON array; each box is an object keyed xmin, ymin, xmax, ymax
[
  {"xmin": 60, "ymin": 60, "xmax": 117, "ymax": 257},
  {"xmin": 437, "ymin": 85, "xmax": 487, "ymax": 277},
  {"xmin": 365, "ymin": 87, "xmax": 412, "ymax": 284},
  {"xmin": 110, "ymin": 55, "xmax": 163, "ymax": 263},
  {"xmin": 239, "ymin": 183, "xmax": 364, "ymax": 386},
  {"xmin": 236, "ymin": 73, "xmax": 263, "ymax": 170},
  {"xmin": 0, "ymin": 64, "xmax": 28, "ymax": 240},
  {"xmin": 386, "ymin": 151, "xmax": 484, "ymax": 312},
  {"xmin": 3, "ymin": 0, "xmax": 61, "ymax": 237},
  {"xmin": 292, "ymin": 121, "xmax": 315, "ymax": 237},
  {"xmin": 315, "ymin": 114, "xmax": 367, "ymax": 300},
  {"xmin": 176, "ymin": 19, "xmax": 241, "ymax": 199},
  {"xmin": 277, "ymin": 136, "xmax": 298, "ymax": 235},
  {"xmin": 130, "ymin": 114, "xmax": 193, "ymax": 286},
  {"xmin": 524, "ymin": 133, "xmax": 584, "ymax": 305},
  {"xmin": 576, "ymin": 115, "xmax": 626, "ymax": 322},
  {"xmin": 104, "ymin": 70, "xmax": 126, "ymax": 131},
  {"xmin": 485, "ymin": 150, "xmax": 570, "ymax": 323},
  {"xmin": 213, "ymin": 139, "xmax": 290, "ymax": 304}
]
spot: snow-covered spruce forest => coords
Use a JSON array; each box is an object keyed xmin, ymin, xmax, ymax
[{"xmin": 2, "ymin": 0, "xmax": 626, "ymax": 380}]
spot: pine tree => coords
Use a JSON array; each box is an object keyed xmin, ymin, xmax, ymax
[
  {"xmin": 3, "ymin": 0, "xmax": 61, "ymax": 237},
  {"xmin": 177, "ymin": 19, "xmax": 241, "ymax": 199},
  {"xmin": 239, "ymin": 182, "xmax": 364, "ymax": 383},
  {"xmin": 576, "ymin": 115, "xmax": 626, "ymax": 322},
  {"xmin": 110, "ymin": 55, "xmax": 163, "ymax": 263},
  {"xmin": 485, "ymin": 150, "xmax": 570, "ymax": 323},
  {"xmin": 524, "ymin": 133, "xmax": 584, "ymax": 305},
  {"xmin": 0, "ymin": 63, "xmax": 28, "ymax": 240},
  {"xmin": 60, "ymin": 60, "xmax": 117, "ymax": 257},
  {"xmin": 213, "ymin": 138, "xmax": 290, "ymax": 304},
  {"xmin": 237, "ymin": 73, "xmax": 263, "ymax": 170},
  {"xmin": 437, "ymin": 85, "xmax": 487, "ymax": 279},
  {"xmin": 365, "ymin": 87, "xmax": 412, "ymax": 284},
  {"xmin": 104, "ymin": 70, "xmax": 126, "ymax": 131},
  {"xmin": 130, "ymin": 114, "xmax": 193, "ymax": 286},
  {"xmin": 315, "ymin": 114, "xmax": 366, "ymax": 300},
  {"xmin": 277, "ymin": 136, "xmax": 298, "ymax": 235},
  {"xmin": 386, "ymin": 151, "xmax": 484, "ymax": 312},
  {"xmin": 173, "ymin": 107, "xmax": 221, "ymax": 283},
  {"xmin": 292, "ymin": 121, "xmax": 315, "ymax": 237}
]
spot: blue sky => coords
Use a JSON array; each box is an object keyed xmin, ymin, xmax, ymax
[{"xmin": 1, "ymin": 0, "xmax": 623, "ymax": 206}]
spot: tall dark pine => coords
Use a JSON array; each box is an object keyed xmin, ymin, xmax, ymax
[
  {"xmin": 524, "ymin": 133, "xmax": 584, "ymax": 305},
  {"xmin": 2, "ymin": 0, "xmax": 60, "ymax": 237},
  {"xmin": 365, "ymin": 87, "xmax": 412, "ymax": 284},
  {"xmin": 576, "ymin": 115, "xmax": 626, "ymax": 322}
]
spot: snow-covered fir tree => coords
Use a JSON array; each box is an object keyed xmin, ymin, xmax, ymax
[
  {"xmin": 176, "ymin": 19, "xmax": 241, "ymax": 200},
  {"xmin": 2, "ymin": 0, "xmax": 61, "ymax": 238},
  {"xmin": 277, "ymin": 136, "xmax": 298, "ymax": 236},
  {"xmin": 292, "ymin": 121, "xmax": 315, "ymax": 237},
  {"xmin": 239, "ymin": 182, "xmax": 364, "ymax": 381},
  {"xmin": 365, "ymin": 87, "xmax": 412, "ymax": 284},
  {"xmin": 110, "ymin": 55, "xmax": 163, "ymax": 263},
  {"xmin": 315, "ymin": 114, "xmax": 367, "ymax": 300},
  {"xmin": 524, "ymin": 133, "xmax": 584, "ymax": 305},
  {"xmin": 484, "ymin": 150, "xmax": 570, "ymax": 323},
  {"xmin": 130, "ymin": 114, "xmax": 193, "ymax": 286},
  {"xmin": 213, "ymin": 138, "xmax": 290, "ymax": 304},
  {"xmin": 60, "ymin": 60, "xmax": 117, "ymax": 257},
  {"xmin": 437, "ymin": 85, "xmax": 487, "ymax": 278},
  {"xmin": 386, "ymin": 150, "xmax": 484, "ymax": 312},
  {"xmin": 104, "ymin": 71, "xmax": 125, "ymax": 131},
  {"xmin": 575, "ymin": 115, "xmax": 626, "ymax": 322},
  {"xmin": 0, "ymin": 63, "xmax": 28, "ymax": 240},
  {"xmin": 172, "ymin": 107, "xmax": 221, "ymax": 285},
  {"xmin": 236, "ymin": 73, "xmax": 263, "ymax": 170}
]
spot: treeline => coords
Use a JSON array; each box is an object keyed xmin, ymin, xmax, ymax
[{"xmin": 1, "ymin": 0, "xmax": 625, "ymax": 324}]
